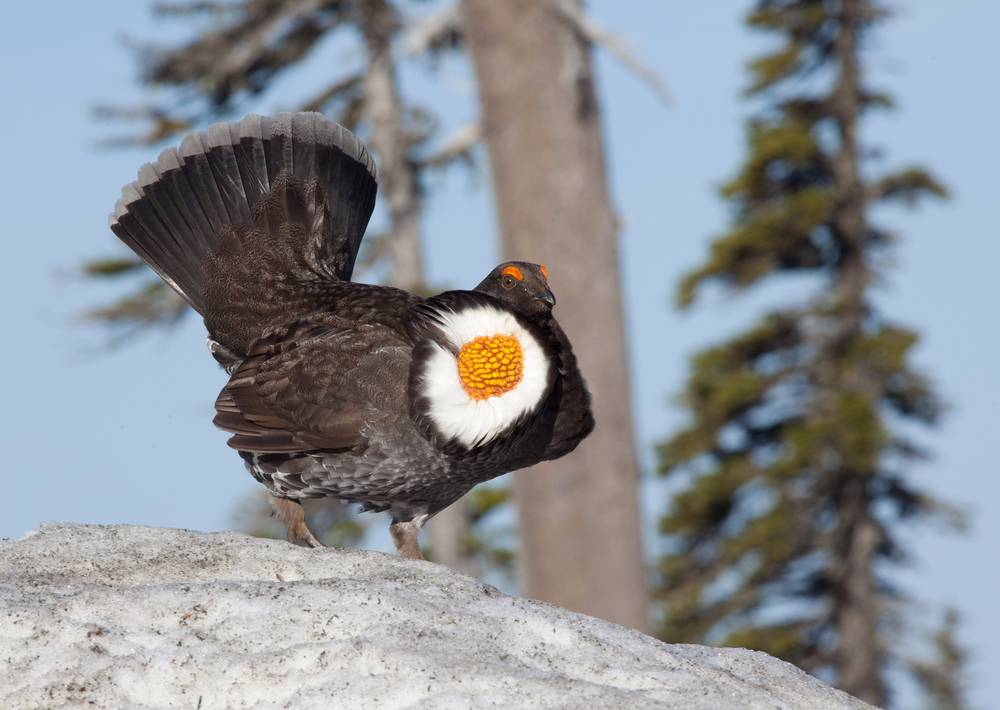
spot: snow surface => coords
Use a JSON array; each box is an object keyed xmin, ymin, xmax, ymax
[{"xmin": 0, "ymin": 524, "xmax": 873, "ymax": 709}]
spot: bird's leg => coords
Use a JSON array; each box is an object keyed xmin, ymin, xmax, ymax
[
  {"xmin": 271, "ymin": 496, "xmax": 324, "ymax": 548},
  {"xmin": 389, "ymin": 520, "xmax": 424, "ymax": 560}
]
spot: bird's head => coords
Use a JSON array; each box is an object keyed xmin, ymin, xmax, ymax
[{"xmin": 474, "ymin": 262, "xmax": 555, "ymax": 318}]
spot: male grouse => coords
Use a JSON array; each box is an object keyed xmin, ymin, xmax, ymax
[{"xmin": 109, "ymin": 112, "xmax": 594, "ymax": 558}]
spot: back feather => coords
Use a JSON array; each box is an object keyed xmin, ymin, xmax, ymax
[{"xmin": 109, "ymin": 112, "xmax": 378, "ymax": 355}]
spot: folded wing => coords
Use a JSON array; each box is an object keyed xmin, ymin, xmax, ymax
[{"xmin": 213, "ymin": 322, "xmax": 412, "ymax": 454}]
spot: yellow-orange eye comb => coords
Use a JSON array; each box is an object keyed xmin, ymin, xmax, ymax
[
  {"xmin": 539, "ymin": 264, "xmax": 549, "ymax": 280},
  {"xmin": 501, "ymin": 265, "xmax": 524, "ymax": 281}
]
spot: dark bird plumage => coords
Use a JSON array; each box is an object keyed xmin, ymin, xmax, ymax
[{"xmin": 110, "ymin": 112, "xmax": 594, "ymax": 557}]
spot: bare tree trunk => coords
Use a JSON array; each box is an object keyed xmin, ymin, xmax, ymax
[
  {"xmin": 827, "ymin": 1, "xmax": 885, "ymax": 703},
  {"xmin": 358, "ymin": 0, "xmax": 423, "ymax": 292},
  {"xmin": 461, "ymin": 0, "xmax": 648, "ymax": 631},
  {"xmin": 833, "ymin": 482, "xmax": 883, "ymax": 705},
  {"xmin": 358, "ymin": 0, "xmax": 474, "ymax": 572},
  {"xmin": 428, "ymin": 504, "xmax": 476, "ymax": 576},
  {"xmin": 427, "ymin": 504, "xmax": 475, "ymax": 574}
]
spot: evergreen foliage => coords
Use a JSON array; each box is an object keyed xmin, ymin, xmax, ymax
[
  {"xmin": 909, "ymin": 608, "xmax": 969, "ymax": 710},
  {"xmin": 656, "ymin": 1, "xmax": 956, "ymax": 705}
]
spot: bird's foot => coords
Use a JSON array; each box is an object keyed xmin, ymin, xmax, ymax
[
  {"xmin": 389, "ymin": 520, "xmax": 424, "ymax": 560},
  {"xmin": 290, "ymin": 521, "xmax": 324, "ymax": 549},
  {"xmin": 271, "ymin": 496, "xmax": 325, "ymax": 548}
]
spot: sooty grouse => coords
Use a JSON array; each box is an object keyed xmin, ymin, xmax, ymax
[{"xmin": 109, "ymin": 112, "xmax": 594, "ymax": 558}]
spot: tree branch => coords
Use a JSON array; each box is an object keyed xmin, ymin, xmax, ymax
[
  {"xmin": 404, "ymin": 5, "xmax": 463, "ymax": 58},
  {"xmin": 420, "ymin": 121, "xmax": 480, "ymax": 169},
  {"xmin": 553, "ymin": 0, "xmax": 672, "ymax": 105}
]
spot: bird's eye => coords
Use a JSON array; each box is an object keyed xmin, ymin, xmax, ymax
[{"xmin": 501, "ymin": 275, "xmax": 517, "ymax": 289}]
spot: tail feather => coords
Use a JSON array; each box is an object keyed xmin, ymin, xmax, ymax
[
  {"xmin": 109, "ymin": 113, "xmax": 378, "ymax": 340},
  {"xmin": 112, "ymin": 173, "xmax": 204, "ymax": 311},
  {"xmin": 233, "ymin": 115, "xmax": 272, "ymax": 212}
]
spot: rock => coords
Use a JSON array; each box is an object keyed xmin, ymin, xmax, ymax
[{"xmin": 0, "ymin": 524, "xmax": 872, "ymax": 709}]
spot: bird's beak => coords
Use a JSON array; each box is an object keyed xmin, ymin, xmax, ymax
[{"xmin": 538, "ymin": 287, "xmax": 556, "ymax": 307}]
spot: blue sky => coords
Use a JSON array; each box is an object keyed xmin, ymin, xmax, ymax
[{"xmin": 2, "ymin": 1, "xmax": 996, "ymax": 705}]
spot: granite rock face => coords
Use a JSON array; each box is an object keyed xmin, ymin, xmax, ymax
[{"xmin": 0, "ymin": 524, "xmax": 873, "ymax": 709}]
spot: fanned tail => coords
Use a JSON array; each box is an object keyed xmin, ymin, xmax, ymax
[{"xmin": 108, "ymin": 112, "xmax": 378, "ymax": 352}]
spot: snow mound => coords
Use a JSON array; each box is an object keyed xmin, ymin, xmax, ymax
[{"xmin": 0, "ymin": 524, "xmax": 872, "ymax": 709}]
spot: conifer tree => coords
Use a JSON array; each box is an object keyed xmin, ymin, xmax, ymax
[
  {"xmin": 656, "ymin": 1, "xmax": 954, "ymax": 704},
  {"xmin": 909, "ymin": 608, "xmax": 969, "ymax": 710}
]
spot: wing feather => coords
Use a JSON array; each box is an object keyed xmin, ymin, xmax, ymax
[{"xmin": 213, "ymin": 322, "xmax": 411, "ymax": 454}]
